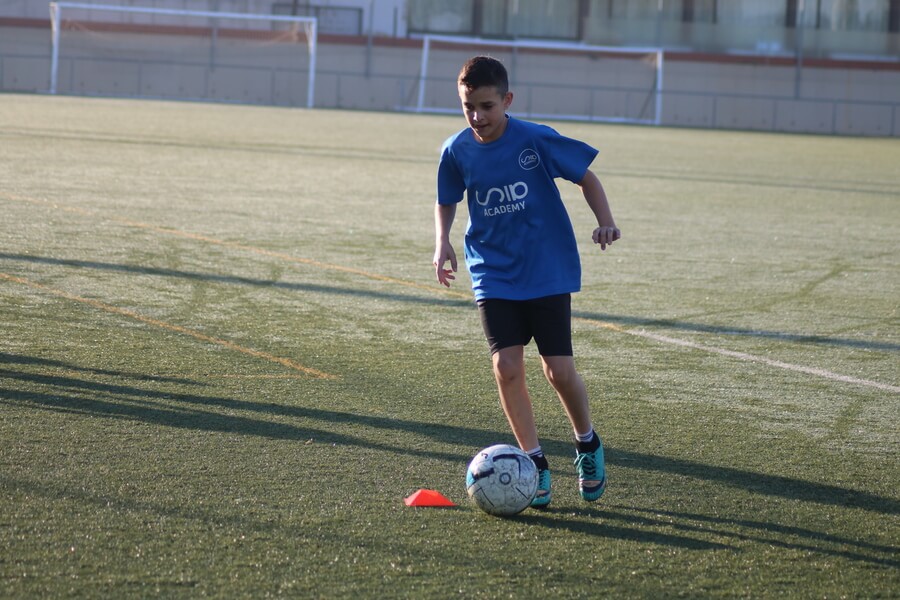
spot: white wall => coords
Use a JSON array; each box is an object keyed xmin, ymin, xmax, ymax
[{"xmin": 0, "ymin": 0, "xmax": 408, "ymax": 35}]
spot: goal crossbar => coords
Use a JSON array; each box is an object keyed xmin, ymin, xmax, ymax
[
  {"xmin": 49, "ymin": 1, "xmax": 318, "ymax": 107},
  {"xmin": 415, "ymin": 34, "xmax": 664, "ymax": 125}
]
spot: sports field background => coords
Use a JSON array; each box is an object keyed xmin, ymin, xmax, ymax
[{"xmin": 1, "ymin": 94, "xmax": 898, "ymax": 597}]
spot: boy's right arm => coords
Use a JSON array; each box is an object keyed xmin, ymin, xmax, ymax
[
  {"xmin": 579, "ymin": 169, "xmax": 620, "ymax": 251},
  {"xmin": 433, "ymin": 203, "xmax": 458, "ymax": 287}
]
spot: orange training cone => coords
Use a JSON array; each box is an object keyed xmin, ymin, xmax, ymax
[{"xmin": 404, "ymin": 489, "xmax": 456, "ymax": 507}]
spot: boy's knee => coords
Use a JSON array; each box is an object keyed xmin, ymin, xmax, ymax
[
  {"xmin": 544, "ymin": 367, "xmax": 569, "ymax": 389},
  {"xmin": 543, "ymin": 360, "xmax": 577, "ymax": 390},
  {"xmin": 493, "ymin": 353, "xmax": 524, "ymax": 383}
]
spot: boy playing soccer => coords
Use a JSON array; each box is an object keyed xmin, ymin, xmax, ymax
[{"xmin": 433, "ymin": 56, "xmax": 620, "ymax": 507}]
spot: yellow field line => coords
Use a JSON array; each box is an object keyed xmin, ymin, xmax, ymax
[
  {"xmin": 123, "ymin": 216, "xmax": 472, "ymax": 298},
  {"xmin": 51, "ymin": 370, "xmax": 311, "ymax": 381},
  {"xmin": 573, "ymin": 315, "xmax": 626, "ymax": 333},
  {"xmin": 0, "ymin": 272, "xmax": 337, "ymax": 380}
]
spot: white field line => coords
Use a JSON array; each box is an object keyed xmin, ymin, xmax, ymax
[{"xmin": 616, "ymin": 325, "xmax": 899, "ymax": 394}]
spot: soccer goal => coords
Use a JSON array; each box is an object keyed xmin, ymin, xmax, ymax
[
  {"xmin": 413, "ymin": 34, "xmax": 664, "ymax": 126},
  {"xmin": 49, "ymin": 2, "xmax": 317, "ymax": 108}
]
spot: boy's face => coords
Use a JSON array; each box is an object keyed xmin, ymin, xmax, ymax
[{"xmin": 458, "ymin": 84, "xmax": 513, "ymax": 144}]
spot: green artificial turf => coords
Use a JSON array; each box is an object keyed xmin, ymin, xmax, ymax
[{"xmin": 0, "ymin": 94, "xmax": 897, "ymax": 598}]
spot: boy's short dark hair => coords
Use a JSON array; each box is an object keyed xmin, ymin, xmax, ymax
[{"xmin": 458, "ymin": 56, "xmax": 509, "ymax": 96}]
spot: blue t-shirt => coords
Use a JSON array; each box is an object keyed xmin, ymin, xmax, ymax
[{"xmin": 437, "ymin": 117, "xmax": 598, "ymax": 301}]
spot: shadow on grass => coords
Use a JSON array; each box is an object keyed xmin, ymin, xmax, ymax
[
  {"xmin": 612, "ymin": 506, "xmax": 900, "ymax": 566},
  {"xmin": 0, "ymin": 352, "xmax": 204, "ymax": 386},
  {"xmin": 518, "ymin": 505, "xmax": 898, "ymax": 567},
  {"xmin": 0, "ymin": 371, "xmax": 466, "ymax": 465},
  {"xmin": 4, "ymin": 252, "xmax": 894, "ymax": 351},
  {"xmin": 0, "ymin": 352, "xmax": 492, "ymax": 459},
  {"xmin": 2, "ymin": 353, "xmax": 897, "ymax": 521},
  {"xmin": 4, "ymin": 351, "xmax": 899, "ymax": 568},
  {"xmin": 4, "ymin": 471, "xmax": 896, "ymax": 567},
  {"xmin": 0, "ymin": 473, "xmax": 727, "ymax": 555},
  {"xmin": 0, "ymin": 253, "xmax": 471, "ymax": 308},
  {"xmin": 541, "ymin": 438, "xmax": 900, "ymax": 518},
  {"xmin": 517, "ymin": 508, "xmax": 734, "ymax": 550},
  {"xmin": 4, "ymin": 355, "xmax": 899, "ymax": 566}
]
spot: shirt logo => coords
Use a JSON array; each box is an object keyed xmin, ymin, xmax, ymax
[
  {"xmin": 518, "ymin": 149, "xmax": 540, "ymax": 170},
  {"xmin": 475, "ymin": 182, "xmax": 528, "ymax": 206},
  {"xmin": 475, "ymin": 181, "xmax": 529, "ymax": 217}
]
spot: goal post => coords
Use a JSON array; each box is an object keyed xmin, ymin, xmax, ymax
[
  {"xmin": 414, "ymin": 34, "xmax": 664, "ymax": 126},
  {"xmin": 48, "ymin": 2, "xmax": 317, "ymax": 108}
]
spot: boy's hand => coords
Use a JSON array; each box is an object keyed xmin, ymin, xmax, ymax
[
  {"xmin": 433, "ymin": 242, "xmax": 458, "ymax": 287},
  {"xmin": 592, "ymin": 226, "xmax": 621, "ymax": 251}
]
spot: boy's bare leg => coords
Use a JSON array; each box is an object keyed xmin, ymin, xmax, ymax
[
  {"xmin": 491, "ymin": 345, "xmax": 540, "ymax": 451},
  {"xmin": 542, "ymin": 354, "xmax": 606, "ymax": 500},
  {"xmin": 540, "ymin": 355, "xmax": 592, "ymax": 435}
]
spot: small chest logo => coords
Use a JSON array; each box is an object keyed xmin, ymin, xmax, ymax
[{"xmin": 518, "ymin": 149, "xmax": 540, "ymax": 170}]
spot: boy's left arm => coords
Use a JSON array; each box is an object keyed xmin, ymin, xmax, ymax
[{"xmin": 579, "ymin": 169, "xmax": 620, "ymax": 251}]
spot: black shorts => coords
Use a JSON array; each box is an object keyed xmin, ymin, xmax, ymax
[{"xmin": 476, "ymin": 293, "xmax": 573, "ymax": 356}]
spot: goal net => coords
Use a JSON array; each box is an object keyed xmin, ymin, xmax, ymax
[
  {"xmin": 412, "ymin": 35, "xmax": 664, "ymax": 125},
  {"xmin": 49, "ymin": 2, "xmax": 317, "ymax": 108}
]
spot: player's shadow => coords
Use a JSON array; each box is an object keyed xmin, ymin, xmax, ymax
[
  {"xmin": 537, "ymin": 437, "xmax": 900, "ymax": 517},
  {"xmin": 0, "ymin": 471, "xmax": 724, "ymax": 558},
  {"xmin": 618, "ymin": 505, "xmax": 898, "ymax": 563},
  {"xmin": 3, "ymin": 351, "xmax": 898, "ymax": 520},
  {"xmin": 516, "ymin": 505, "xmax": 898, "ymax": 567},
  {"xmin": 4, "ymin": 352, "xmax": 898, "ymax": 566},
  {"xmin": 516, "ymin": 508, "xmax": 735, "ymax": 551},
  {"xmin": 4, "ymin": 352, "xmax": 898, "ymax": 568}
]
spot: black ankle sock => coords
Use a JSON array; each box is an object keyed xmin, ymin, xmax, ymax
[
  {"xmin": 576, "ymin": 432, "xmax": 601, "ymax": 454},
  {"xmin": 529, "ymin": 453, "xmax": 550, "ymax": 471}
]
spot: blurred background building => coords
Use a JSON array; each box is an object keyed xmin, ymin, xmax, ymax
[
  {"xmin": 409, "ymin": 0, "xmax": 899, "ymax": 58},
  {"xmin": 1, "ymin": 0, "xmax": 898, "ymax": 135}
]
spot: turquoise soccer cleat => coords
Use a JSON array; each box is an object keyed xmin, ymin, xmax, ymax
[
  {"xmin": 574, "ymin": 444, "xmax": 606, "ymax": 502},
  {"xmin": 530, "ymin": 468, "xmax": 552, "ymax": 508}
]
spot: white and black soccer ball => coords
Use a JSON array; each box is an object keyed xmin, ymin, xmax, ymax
[{"xmin": 466, "ymin": 444, "xmax": 538, "ymax": 516}]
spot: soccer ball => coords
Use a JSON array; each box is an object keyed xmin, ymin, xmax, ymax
[{"xmin": 466, "ymin": 444, "xmax": 538, "ymax": 516}]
